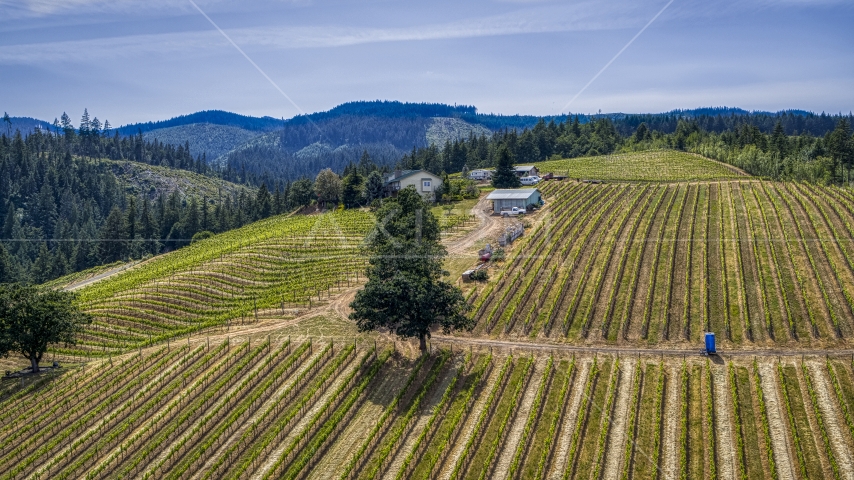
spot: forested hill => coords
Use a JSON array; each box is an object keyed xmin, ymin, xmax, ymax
[
  {"xmin": 5, "ymin": 117, "xmax": 54, "ymax": 136},
  {"xmin": 0, "ymin": 126, "xmax": 276, "ymax": 286},
  {"xmin": 116, "ymin": 110, "xmax": 282, "ymax": 135}
]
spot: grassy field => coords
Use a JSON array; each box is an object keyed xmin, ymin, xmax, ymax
[
  {"xmin": 534, "ymin": 150, "xmax": 745, "ymax": 182},
  {"xmin": 431, "ymin": 198, "xmax": 479, "ymax": 232},
  {"xmin": 466, "ymin": 179, "xmax": 854, "ymax": 348},
  {"xmin": 1, "ymin": 348, "xmax": 849, "ymax": 480}
]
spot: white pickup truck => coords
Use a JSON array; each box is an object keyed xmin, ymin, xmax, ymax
[{"xmin": 500, "ymin": 207, "xmax": 525, "ymax": 217}]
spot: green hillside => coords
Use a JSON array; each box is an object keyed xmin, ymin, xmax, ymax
[
  {"xmin": 61, "ymin": 210, "xmax": 373, "ymax": 357},
  {"xmin": 466, "ymin": 176, "xmax": 854, "ymax": 349},
  {"xmin": 533, "ymin": 150, "xmax": 746, "ymax": 182}
]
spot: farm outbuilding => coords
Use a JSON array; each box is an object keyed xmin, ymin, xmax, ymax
[
  {"xmin": 468, "ymin": 169, "xmax": 493, "ymax": 181},
  {"xmin": 514, "ymin": 166, "xmax": 539, "ymax": 177},
  {"xmin": 485, "ymin": 188, "xmax": 542, "ymax": 214}
]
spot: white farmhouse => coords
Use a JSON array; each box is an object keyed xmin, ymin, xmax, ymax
[{"xmin": 384, "ymin": 169, "xmax": 443, "ymax": 201}]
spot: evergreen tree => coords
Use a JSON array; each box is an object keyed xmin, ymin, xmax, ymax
[
  {"xmin": 125, "ymin": 197, "xmax": 137, "ymax": 243},
  {"xmin": 363, "ymin": 171, "xmax": 385, "ymax": 204},
  {"xmin": 357, "ymin": 150, "xmax": 376, "ymax": 175},
  {"xmin": 99, "ymin": 206, "xmax": 126, "ymax": 263},
  {"xmin": 2, "ymin": 203, "xmax": 15, "ymax": 240},
  {"xmin": 633, "ymin": 123, "xmax": 650, "ymax": 142},
  {"xmin": 771, "ymin": 121, "xmax": 788, "ymax": 158},
  {"xmin": 517, "ymin": 131, "xmax": 540, "ymax": 164},
  {"xmin": 341, "ymin": 170, "xmax": 364, "ymax": 208},
  {"xmin": 79, "ymin": 109, "xmax": 90, "ymax": 135},
  {"xmin": 273, "ymin": 184, "xmax": 283, "ymax": 215},
  {"xmin": 349, "ymin": 187, "xmax": 473, "ymax": 351},
  {"xmin": 183, "ymin": 197, "xmax": 201, "ymax": 242},
  {"xmin": 32, "ymin": 183, "xmax": 58, "ymax": 239},
  {"xmin": 31, "ymin": 243, "xmax": 53, "ymax": 284},
  {"xmin": 201, "ymin": 196, "xmax": 210, "ymax": 231},
  {"xmin": 0, "ymin": 244, "xmax": 18, "ymax": 283},
  {"xmin": 491, "ymin": 145, "xmax": 521, "ymax": 188},
  {"xmin": 255, "ymin": 184, "xmax": 272, "ymax": 219},
  {"xmin": 828, "ymin": 119, "xmax": 853, "ymax": 181},
  {"xmin": 140, "ymin": 197, "xmax": 159, "ymax": 255}
]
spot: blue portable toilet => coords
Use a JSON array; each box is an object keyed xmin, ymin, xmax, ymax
[{"xmin": 705, "ymin": 332, "xmax": 716, "ymax": 355}]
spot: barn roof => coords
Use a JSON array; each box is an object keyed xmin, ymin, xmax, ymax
[{"xmin": 485, "ymin": 189, "xmax": 540, "ymax": 200}]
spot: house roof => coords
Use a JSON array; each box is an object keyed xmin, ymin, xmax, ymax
[
  {"xmin": 384, "ymin": 169, "xmax": 440, "ymax": 185},
  {"xmin": 485, "ymin": 188, "xmax": 540, "ymax": 200},
  {"xmin": 514, "ymin": 165, "xmax": 536, "ymax": 172}
]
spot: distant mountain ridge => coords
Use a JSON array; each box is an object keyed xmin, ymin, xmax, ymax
[
  {"xmin": 7, "ymin": 102, "xmax": 848, "ymax": 185},
  {"xmin": 6, "ymin": 117, "xmax": 54, "ymax": 135},
  {"xmin": 142, "ymin": 123, "xmax": 261, "ymax": 161},
  {"xmin": 116, "ymin": 110, "xmax": 282, "ymax": 135},
  {"xmin": 8, "ymin": 103, "xmax": 838, "ymax": 139}
]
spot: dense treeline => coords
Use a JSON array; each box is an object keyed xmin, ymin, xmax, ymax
[
  {"xmin": 612, "ymin": 110, "xmax": 851, "ymax": 137},
  {"xmin": 398, "ymin": 114, "xmax": 854, "ymax": 185},
  {"xmin": 399, "ymin": 117, "xmax": 621, "ymax": 173},
  {"xmin": 0, "ymin": 112, "xmax": 282, "ymax": 284},
  {"xmin": 35, "ymin": 110, "xmax": 213, "ymax": 175}
]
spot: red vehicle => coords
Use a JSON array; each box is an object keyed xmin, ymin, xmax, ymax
[{"xmin": 478, "ymin": 244, "xmax": 493, "ymax": 262}]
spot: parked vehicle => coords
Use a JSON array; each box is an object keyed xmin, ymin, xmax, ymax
[
  {"xmin": 500, "ymin": 207, "xmax": 525, "ymax": 217},
  {"xmin": 478, "ymin": 244, "xmax": 493, "ymax": 262},
  {"xmin": 520, "ymin": 175, "xmax": 541, "ymax": 185}
]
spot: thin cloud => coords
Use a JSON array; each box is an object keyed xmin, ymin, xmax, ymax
[
  {"xmin": 0, "ymin": 0, "xmax": 183, "ymax": 17},
  {"xmin": 0, "ymin": 3, "xmax": 646, "ymax": 63}
]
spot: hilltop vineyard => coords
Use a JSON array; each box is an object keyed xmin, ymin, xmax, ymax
[
  {"xmin": 470, "ymin": 179, "xmax": 854, "ymax": 347},
  {"xmin": 2, "ymin": 344, "xmax": 852, "ymax": 480},
  {"xmin": 61, "ymin": 211, "xmax": 373, "ymax": 358}
]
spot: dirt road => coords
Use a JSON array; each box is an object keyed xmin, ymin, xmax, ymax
[
  {"xmin": 430, "ymin": 335, "xmax": 854, "ymax": 358},
  {"xmin": 63, "ymin": 261, "xmax": 142, "ymax": 291},
  {"xmin": 445, "ymin": 195, "xmax": 505, "ymax": 256}
]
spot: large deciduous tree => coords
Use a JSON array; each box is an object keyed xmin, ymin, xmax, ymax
[
  {"xmin": 288, "ymin": 178, "xmax": 315, "ymax": 208},
  {"xmin": 349, "ymin": 187, "xmax": 473, "ymax": 351},
  {"xmin": 314, "ymin": 168, "xmax": 342, "ymax": 209},
  {"xmin": 0, "ymin": 284, "xmax": 91, "ymax": 372}
]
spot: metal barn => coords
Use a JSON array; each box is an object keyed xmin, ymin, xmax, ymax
[{"xmin": 485, "ymin": 189, "xmax": 542, "ymax": 214}]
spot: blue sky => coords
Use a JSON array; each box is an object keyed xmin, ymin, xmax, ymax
[{"xmin": 1, "ymin": 0, "xmax": 851, "ymax": 126}]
